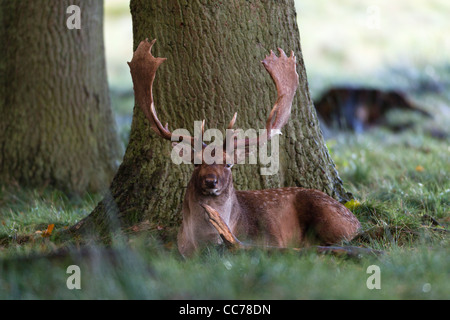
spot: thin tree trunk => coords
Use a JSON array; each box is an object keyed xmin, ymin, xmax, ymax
[
  {"xmin": 0, "ymin": 0, "xmax": 121, "ymax": 195},
  {"xmin": 71, "ymin": 0, "xmax": 348, "ymax": 240}
]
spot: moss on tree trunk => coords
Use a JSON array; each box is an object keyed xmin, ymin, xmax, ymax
[
  {"xmin": 0, "ymin": 0, "xmax": 121, "ymax": 195},
  {"xmin": 71, "ymin": 0, "xmax": 348, "ymax": 241}
]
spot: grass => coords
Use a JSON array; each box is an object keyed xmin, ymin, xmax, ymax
[
  {"xmin": 0, "ymin": 239, "xmax": 448, "ymax": 299},
  {"xmin": 0, "ymin": 102, "xmax": 447, "ymax": 299},
  {"xmin": 295, "ymin": 0, "xmax": 450, "ymax": 96},
  {"xmin": 0, "ymin": 0, "xmax": 448, "ymax": 300}
]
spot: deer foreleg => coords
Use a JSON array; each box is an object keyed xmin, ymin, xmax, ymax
[{"xmin": 200, "ymin": 204, "xmax": 247, "ymax": 250}]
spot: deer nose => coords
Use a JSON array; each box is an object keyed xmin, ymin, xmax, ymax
[{"xmin": 204, "ymin": 175, "xmax": 218, "ymax": 188}]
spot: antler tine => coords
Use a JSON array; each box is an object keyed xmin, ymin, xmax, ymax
[
  {"xmin": 128, "ymin": 38, "xmax": 197, "ymax": 147},
  {"xmin": 227, "ymin": 112, "xmax": 238, "ymax": 130},
  {"xmin": 229, "ymin": 49, "xmax": 299, "ymax": 151}
]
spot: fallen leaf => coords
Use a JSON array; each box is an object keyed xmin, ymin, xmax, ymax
[
  {"xmin": 415, "ymin": 165, "xmax": 425, "ymax": 172},
  {"xmin": 42, "ymin": 224, "xmax": 55, "ymax": 237}
]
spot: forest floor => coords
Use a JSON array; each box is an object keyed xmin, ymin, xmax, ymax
[{"xmin": 0, "ymin": 0, "xmax": 448, "ymax": 299}]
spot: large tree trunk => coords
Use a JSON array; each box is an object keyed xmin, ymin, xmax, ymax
[
  {"xmin": 72, "ymin": 0, "xmax": 348, "ymax": 240},
  {"xmin": 0, "ymin": 0, "xmax": 121, "ymax": 195}
]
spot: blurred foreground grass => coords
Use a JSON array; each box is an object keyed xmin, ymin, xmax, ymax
[
  {"xmin": 0, "ymin": 243, "xmax": 448, "ymax": 299},
  {"xmin": 0, "ymin": 0, "xmax": 448, "ymax": 299}
]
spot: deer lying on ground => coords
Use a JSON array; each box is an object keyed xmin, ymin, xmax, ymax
[{"xmin": 128, "ymin": 39, "xmax": 361, "ymax": 257}]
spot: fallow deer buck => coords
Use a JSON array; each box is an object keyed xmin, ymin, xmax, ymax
[{"xmin": 129, "ymin": 39, "xmax": 361, "ymax": 257}]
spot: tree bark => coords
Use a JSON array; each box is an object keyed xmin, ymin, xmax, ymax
[
  {"xmin": 0, "ymin": 0, "xmax": 121, "ymax": 195},
  {"xmin": 71, "ymin": 0, "xmax": 348, "ymax": 240}
]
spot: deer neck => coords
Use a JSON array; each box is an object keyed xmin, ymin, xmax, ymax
[{"xmin": 186, "ymin": 179, "xmax": 238, "ymax": 227}]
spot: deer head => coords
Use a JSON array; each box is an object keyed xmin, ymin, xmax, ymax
[{"xmin": 128, "ymin": 39, "xmax": 299, "ymax": 198}]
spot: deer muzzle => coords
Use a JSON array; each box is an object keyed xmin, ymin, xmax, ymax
[{"xmin": 202, "ymin": 174, "xmax": 219, "ymax": 195}]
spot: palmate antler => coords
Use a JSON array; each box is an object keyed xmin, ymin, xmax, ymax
[
  {"xmin": 225, "ymin": 48, "xmax": 299, "ymax": 151},
  {"xmin": 128, "ymin": 39, "xmax": 204, "ymax": 148}
]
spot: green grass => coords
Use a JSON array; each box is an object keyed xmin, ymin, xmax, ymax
[
  {"xmin": 0, "ymin": 0, "xmax": 448, "ymax": 300},
  {"xmin": 1, "ymin": 244, "xmax": 448, "ymax": 299},
  {"xmin": 0, "ymin": 105, "xmax": 447, "ymax": 299},
  {"xmin": 0, "ymin": 186, "xmax": 97, "ymax": 241}
]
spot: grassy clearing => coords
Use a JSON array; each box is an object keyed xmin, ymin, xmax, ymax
[
  {"xmin": 0, "ymin": 0, "xmax": 448, "ymax": 299},
  {"xmin": 0, "ymin": 101, "xmax": 447, "ymax": 299}
]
